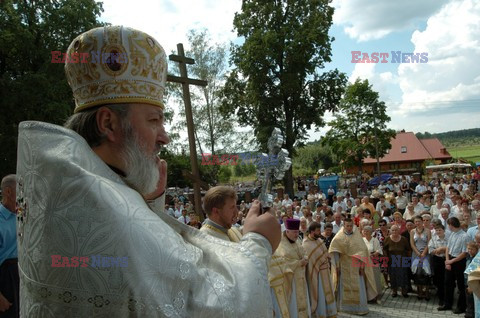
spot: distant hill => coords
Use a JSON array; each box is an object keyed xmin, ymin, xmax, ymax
[
  {"xmin": 416, "ymin": 128, "xmax": 480, "ymax": 140},
  {"xmin": 416, "ymin": 128, "xmax": 480, "ymax": 148}
]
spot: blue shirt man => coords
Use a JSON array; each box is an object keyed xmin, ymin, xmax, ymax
[
  {"xmin": 0, "ymin": 203, "xmax": 17, "ymax": 266},
  {"xmin": 0, "ymin": 174, "xmax": 18, "ymax": 315}
]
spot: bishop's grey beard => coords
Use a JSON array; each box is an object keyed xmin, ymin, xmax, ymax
[{"xmin": 121, "ymin": 125, "xmax": 160, "ymax": 195}]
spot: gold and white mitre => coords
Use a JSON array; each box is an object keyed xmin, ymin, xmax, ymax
[{"xmin": 64, "ymin": 25, "xmax": 167, "ymax": 113}]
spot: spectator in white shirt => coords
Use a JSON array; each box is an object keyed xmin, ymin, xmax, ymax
[
  {"xmin": 415, "ymin": 180, "xmax": 427, "ymax": 195},
  {"xmin": 300, "ymin": 196, "xmax": 308, "ymax": 208},
  {"xmin": 451, "ymin": 195, "xmax": 463, "ymax": 217},
  {"xmin": 282, "ymin": 194, "xmax": 293, "ymax": 207},
  {"xmin": 174, "ymin": 202, "xmax": 183, "ymax": 218},
  {"xmin": 412, "ymin": 196, "xmax": 425, "ymax": 214},
  {"xmin": 403, "ymin": 203, "xmax": 417, "ymax": 221},
  {"xmin": 331, "ymin": 212, "xmax": 343, "ymax": 234},
  {"xmin": 396, "ymin": 190, "xmax": 408, "ymax": 213},
  {"xmin": 430, "ymin": 197, "xmax": 444, "ymax": 219},
  {"xmin": 472, "ymin": 200, "xmax": 480, "ymax": 215},
  {"xmin": 375, "ymin": 197, "xmax": 391, "ymax": 214},
  {"xmin": 343, "ymin": 192, "xmax": 354, "ymax": 206},
  {"xmin": 332, "ymin": 196, "xmax": 347, "ymax": 213},
  {"xmin": 165, "ymin": 204, "xmax": 175, "ymax": 218},
  {"xmin": 177, "ymin": 209, "xmax": 190, "ymax": 224},
  {"xmin": 293, "ymin": 206, "xmax": 303, "ymax": 219},
  {"xmin": 316, "ymin": 189, "xmax": 326, "ymax": 201},
  {"xmin": 466, "ymin": 212, "xmax": 480, "ymax": 242},
  {"xmin": 351, "ymin": 198, "xmax": 362, "ymax": 216},
  {"xmin": 438, "ymin": 208, "xmax": 451, "ymax": 229}
]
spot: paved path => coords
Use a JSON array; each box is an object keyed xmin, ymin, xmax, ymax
[{"xmin": 338, "ymin": 287, "xmax": 459, "ymax": 317}]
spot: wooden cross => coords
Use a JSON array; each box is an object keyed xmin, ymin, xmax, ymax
[
  {"xmin": 257, "ymin": 128, "xmax": 292, "ymax": 208},
  {"xmin": 167, "ymin": 43, "xmax": 208, "ymax": 219}
]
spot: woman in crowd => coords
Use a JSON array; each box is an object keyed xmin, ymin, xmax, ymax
[
  {"xmin": 422, "ymin": 193, "xmax": 432, "ymax": 212},
  {"xmin": 320, "ymin": 223, "xmax": 335, "ymax": 250},
  {"xmin": 354, "ymin": 208, "xmax": 364, "ymax": 227},
  {"xmin": 392, "ymin": 212, "xmax": 407, "ymax": 234},
  {"xmin": 410, "ymin": 215, "xmax": 432, "ymax": 300},
  {"xmin": 382, "ymin": 208, "xmax": 393, "ymax": 223},
  {"xmin": 299, "ymin": 217, "xmax": 308, "ymax": 240},
  {"xmin": 304, "ymin": 211, "xmax": 314, "ymax": 227},
  {"xmin": 374, "ymin": 219, "xmax": 390, "ymax": 286},
  {"xmin": 300, "ymin": 195, "xmax": 308, "ymax": 208},
  {"xmin": 362, "ymin": 209, "xmax": 374, "ymax": 228},
  {"xmin": 430, "ymin": 196, "xmax": 444, "ymax": 219},
  {"xmin": 383, "ymin": 224, "xmax": 411, "ymax": 297},
  {"xmin": 422, "ymin": 213, "xmax": 433, "ymax": 231},
  {"xmin": 362, "ymin": 226, "xmax": 383, "ymax": 300}
]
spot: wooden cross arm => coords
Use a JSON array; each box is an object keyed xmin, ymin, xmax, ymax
[
  {"xmin": 167, "ymin": 75, "xmax": 208, "ymax": 87},
  {"xmin": 169, "ymin": 54, "xmax": 195, "ymax": 65}
]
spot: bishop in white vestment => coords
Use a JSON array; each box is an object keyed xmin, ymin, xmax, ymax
[{"xmin": 15, "ymin": 25, "xmax": 281, "ymax": 317}]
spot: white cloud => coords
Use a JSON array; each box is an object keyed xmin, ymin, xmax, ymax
[
  {"xmin": 332, "ymin": 0, "xmax": 449, "ymax": 41},
  {"xmin": 100, "ymin": 0, "xmax": 241, "ymax": 53},
  {"xmin": 396, "ymin": 0, "xmax": 480, "ymax": 115}
]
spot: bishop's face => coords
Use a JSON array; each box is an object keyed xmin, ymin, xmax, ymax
[
  {"xmin": 127, "ymin": 104, "xmax": 169, "ymax": 156},
  {"xmin": 120, "ymin": 104, "xmax": 169, "ymax": 194}
]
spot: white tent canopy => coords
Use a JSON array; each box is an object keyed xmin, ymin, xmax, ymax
[{"xmin": 426, "ymin": 163, "xmax": 472, "ymax": 170}]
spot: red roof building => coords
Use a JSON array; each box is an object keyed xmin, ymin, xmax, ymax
[{"xmin": 346, "ymin": 131, "xmax": 452, "ymax": 175}]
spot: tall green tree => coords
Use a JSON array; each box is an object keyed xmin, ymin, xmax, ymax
[
  {"xmin": 0, "ymin": 0, "xmax": 104, "ymax": 177},
  {"xmin": 220, "ymin": 0, "xmax": 347, "ymax": 196},
  {"xmin": 293, "ymin": 142, "xmax": 335, "ymax": 176},
  {"xmin": 321, "ymin": 78, "xmax": 396, "ymax": 175}
]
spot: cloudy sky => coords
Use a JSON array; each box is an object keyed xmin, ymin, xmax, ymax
[{"xmin": 100, "ymin": 0, "xmax": 480, "ymax": 142}]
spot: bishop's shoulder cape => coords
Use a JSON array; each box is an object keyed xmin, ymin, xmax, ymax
[{"xmin": 16, "ymin": 121, "xmax": 273, "ymax": 317}]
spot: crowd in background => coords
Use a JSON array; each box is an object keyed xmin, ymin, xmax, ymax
[{"xmin": 164, "ymin": 172, "xmax": 480, "ymax": 316}]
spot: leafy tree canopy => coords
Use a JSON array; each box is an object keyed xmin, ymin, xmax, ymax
[
  {"xmin": 221, "ymin": 0, "xmax": 347, "ymax": 195},
  {"xmin": 0, "ymin": 0, "xmax": 104, "ymax": 176},
  {"xmin": 321, "ymin": 78, "xmax": 395, "ymax": 174}
]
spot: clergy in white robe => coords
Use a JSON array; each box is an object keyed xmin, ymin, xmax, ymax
[
  {"xmin": 15, "ymin": 25, "xmax": 282, "ymax": 317},
  {"xmin": 302, "ymin": 222, "xmax": 337, "ymax": 318},
  {"xmin": 269, "ymin": 219, "xmax": 311, "ymax": 318},
  {"xmin": 200, "ymin": 186, "xmax": 243, "ymax": 242}
]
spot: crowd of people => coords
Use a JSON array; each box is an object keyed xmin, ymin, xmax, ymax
[
  {"xmin": 172, "ymin": 175, "xmax": 480, "ymax": 317},
  {"xmin": 263, "ymin": 175, "xmax": 480, "ymax": 317}
]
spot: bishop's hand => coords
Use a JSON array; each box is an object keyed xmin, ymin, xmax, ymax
[{"xmin": 243, "ymin": 200, "xmax": 281, "ymax": 252}]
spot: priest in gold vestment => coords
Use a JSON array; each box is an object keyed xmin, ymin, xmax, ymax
[
  {"xmin": 200, "ymin": 186, "xmax": 243, "ymax": 242},
  {"xmin": 303, "ymin": 222, "xmax": 337, "ymax": 318},
  {"xmin": 269, "ymin": 219, "xmax": 311, "ymax": 318},
  {"xmin": 328, "ymin": 219, "xmax": 377, "ymax": 315}
]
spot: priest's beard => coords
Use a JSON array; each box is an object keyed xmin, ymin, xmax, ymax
[{"xmin": 120, "ymin": 124, "xmax": 160, "ymax": 195}]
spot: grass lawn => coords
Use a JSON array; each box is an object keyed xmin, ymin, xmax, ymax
[{"xmin": 448, "ymin": 145, "xmax": 480, "ymax": 162}]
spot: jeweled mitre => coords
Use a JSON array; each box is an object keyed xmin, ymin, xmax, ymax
[{"xmin": 65, "ymin": 25, "xmax": 167, "ymax": 113}]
